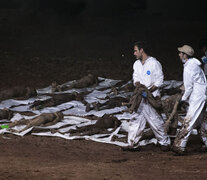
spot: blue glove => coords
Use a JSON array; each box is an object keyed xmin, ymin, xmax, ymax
[
  {"xmin": 141, "ymin": 91, "xmax": 147, "ymax": 98},
  {"xmin": 178, "ymin": 99, "xmax": 188, "ymax": 108},
  {"xmin": 202, "ymin": 56, "xmax": 207, "ymax": 64}
]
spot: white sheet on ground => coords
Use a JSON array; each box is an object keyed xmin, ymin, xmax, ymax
[{"xmin": 0, "ymin": 78, "xmax": 192, "ymax": 147}]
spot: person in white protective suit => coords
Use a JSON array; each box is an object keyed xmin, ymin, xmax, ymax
[
  {"xmin": 122, "ymin": 41, "xmax": 171, "ymax": 151},
  {"xmin": 172, "ymin": 45, "xmax": 207, "ymax": 155}
]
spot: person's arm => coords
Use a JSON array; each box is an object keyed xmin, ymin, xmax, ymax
[
  {"xmin": 133, "ymin": 61, "xmax": 141, "ymax": 86},
  {"xmin": 182, "ymin": 69, "xmax": 193, "ymax": 101},
  {"xmin": 153, "ymin": 61, "xmax": 164, "ymax": 89}
]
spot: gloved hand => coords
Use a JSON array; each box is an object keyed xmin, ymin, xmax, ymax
[
  {"xmin": 178, "ymin": 100, "xmax": 189, "ymax": 110},
  {"xmin": 141, "ymin": 91, "xmax": 147, "ymax": 98},
  {"xmin": 202, "ymin": 56, "xmax": 207, "ymax": 64},
  {"xmin": 178, "ymin": 99, "xmax": 184, "ymax": 106},
  {"xmin": 135, "ymin": 82, "xmax": 141, "ymax": 87}
]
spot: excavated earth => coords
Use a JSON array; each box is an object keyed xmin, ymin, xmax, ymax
[{"xmin": 1, "ymin": 52, "xmax": 207, "ymax": 180}]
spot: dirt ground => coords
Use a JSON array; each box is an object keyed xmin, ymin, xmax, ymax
[
  {"xmin": 1, "ymin": 54, "xmax": 207, "ymax": 180},
  {"xmin": 1, "ymin": 134, "xmax": 207, "ymax": 180},
  {"xmin": 1, "ymin": 6, "xmax": 207, "ymax": 179}
]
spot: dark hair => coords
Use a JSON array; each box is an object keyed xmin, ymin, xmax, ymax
[
  {"xmin": 180, "ymin": 52, "xmax": 192, "ymax": 58},
  {"xmin": 185, "ymin": 53, "xmax": 192, "ymax": 59},
  {"xmin": 199, "ymin": 38, "xmax": 207, "ymax": 49},
  {"xmin": 134, "ymin": 41, "xmax": 149, "ymax": 54}
]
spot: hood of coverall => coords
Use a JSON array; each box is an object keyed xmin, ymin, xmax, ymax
[{"xmin": 184, "ymin": 58, "xmax": 201, "ymax": 67}]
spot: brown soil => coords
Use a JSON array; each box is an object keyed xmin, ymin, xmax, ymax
[
  {"xmin": 0, "ymin": 134, "xmax": 207, "ymax": 180},
  {"xmin": 1, "ymin": 56, "xmax": 207, "ymax": 179}
]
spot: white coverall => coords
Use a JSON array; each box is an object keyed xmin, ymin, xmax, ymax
[
  {"xmin": 128, "ymin": 57, "xmax": 170, "ymax": 146},
  {"xmin": 174, "ymin": 58, "xmax": 207, "ymax": 151}
]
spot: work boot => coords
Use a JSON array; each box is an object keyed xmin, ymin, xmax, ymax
[
  {"xmin": 156, "ymin": 143, "xmax": 171, "ymax": 152},
  {"xmin": 160, "ymin": 145, "xmax": 171, "ymax": 152},
  {"xmin": 121, "ymin": 145, "xmax": 140, "ymax": 152},
  {"xmin": 171, "ymin": 146, "xmax": 185, "ymax": 155}
]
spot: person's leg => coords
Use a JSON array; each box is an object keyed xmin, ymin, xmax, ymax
[
  {"xmin": 127, "ymin": 112, "xmax": 147, "ymax": 146},
  {"xmin": 143, "ymin": 101, "xmax": 171, "ymax": 146},
  {"xmin": 199, "ymin": 110, "xmax": 207, "ymax": 149},
  {"xmin": 122, "ymin": 100, "xmax": 147, "ymax": 151},
  {"xmin": 173, "ymin": 101, "xmax": 205, "ymax": 153}
]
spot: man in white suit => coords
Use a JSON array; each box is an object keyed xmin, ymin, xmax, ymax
[
  {"xmin": 122, "ymin": 41, "xmax": 170, "ymax": 151},
  {"xmin": 173, "ymin": 45, "xmax": 207, "ymax": 155}
]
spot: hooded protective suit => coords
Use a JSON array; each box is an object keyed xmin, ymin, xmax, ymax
[
  {"xmin": 174, "ymin": 58, "xmax": 207, "ymax": 151},
  {"xmin": 128, "ymin": 57, "xmax": 170, "ymax": 147}
]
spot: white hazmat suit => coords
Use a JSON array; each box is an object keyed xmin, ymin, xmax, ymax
[
  {"xmin": 174, "ymin": 58, "xmax": 207, "ymax": 151},
  {"xmin": 128, "ymin": 57, "xmax": 170, "ymax": 146}
]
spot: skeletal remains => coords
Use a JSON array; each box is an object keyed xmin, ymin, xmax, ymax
[
  {"xmin": 30, "ymin": 91, "xmax": 90, "ymax": 110},
  {"xmin": 66, "ymin": 114, "xmax": 121, "ymax": 136},
  {"xmin": 0, "ymin": 86, "xmax": 37, "ymax": 101},
  {"xmin": 121, "ymin": 83, "xmax": 185, "ymax": 135},
  {"xmin": 0, "ymin": 108, "xmax": 13, "ymax": 120},
  {"xmin": 51, "ymin": 74, "xmax": 98, "ymax": 92},
  {"xmin": 8, "ymin": 111, "xmax": 64, "ymax": 133},
  {"xmin": 86, "ymin": 96, "xmax": 129, "ymax": 112},
  {"xmin": 0, "ymin": 75, "xmax": 187, "ymax": 138}
]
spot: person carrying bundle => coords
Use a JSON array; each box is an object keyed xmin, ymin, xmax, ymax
[
  {"xmin": 172, "ymin": 45, "xmax": 207, "ymax": 155},
  {"xmin": 122, "ymin": 41, "xmax": 170, "ymax": 151}
]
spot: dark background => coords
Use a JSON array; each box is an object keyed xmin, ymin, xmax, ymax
[{"xmin": 0, "ymin": 0, "xmax": 207, "ymax": 88}]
